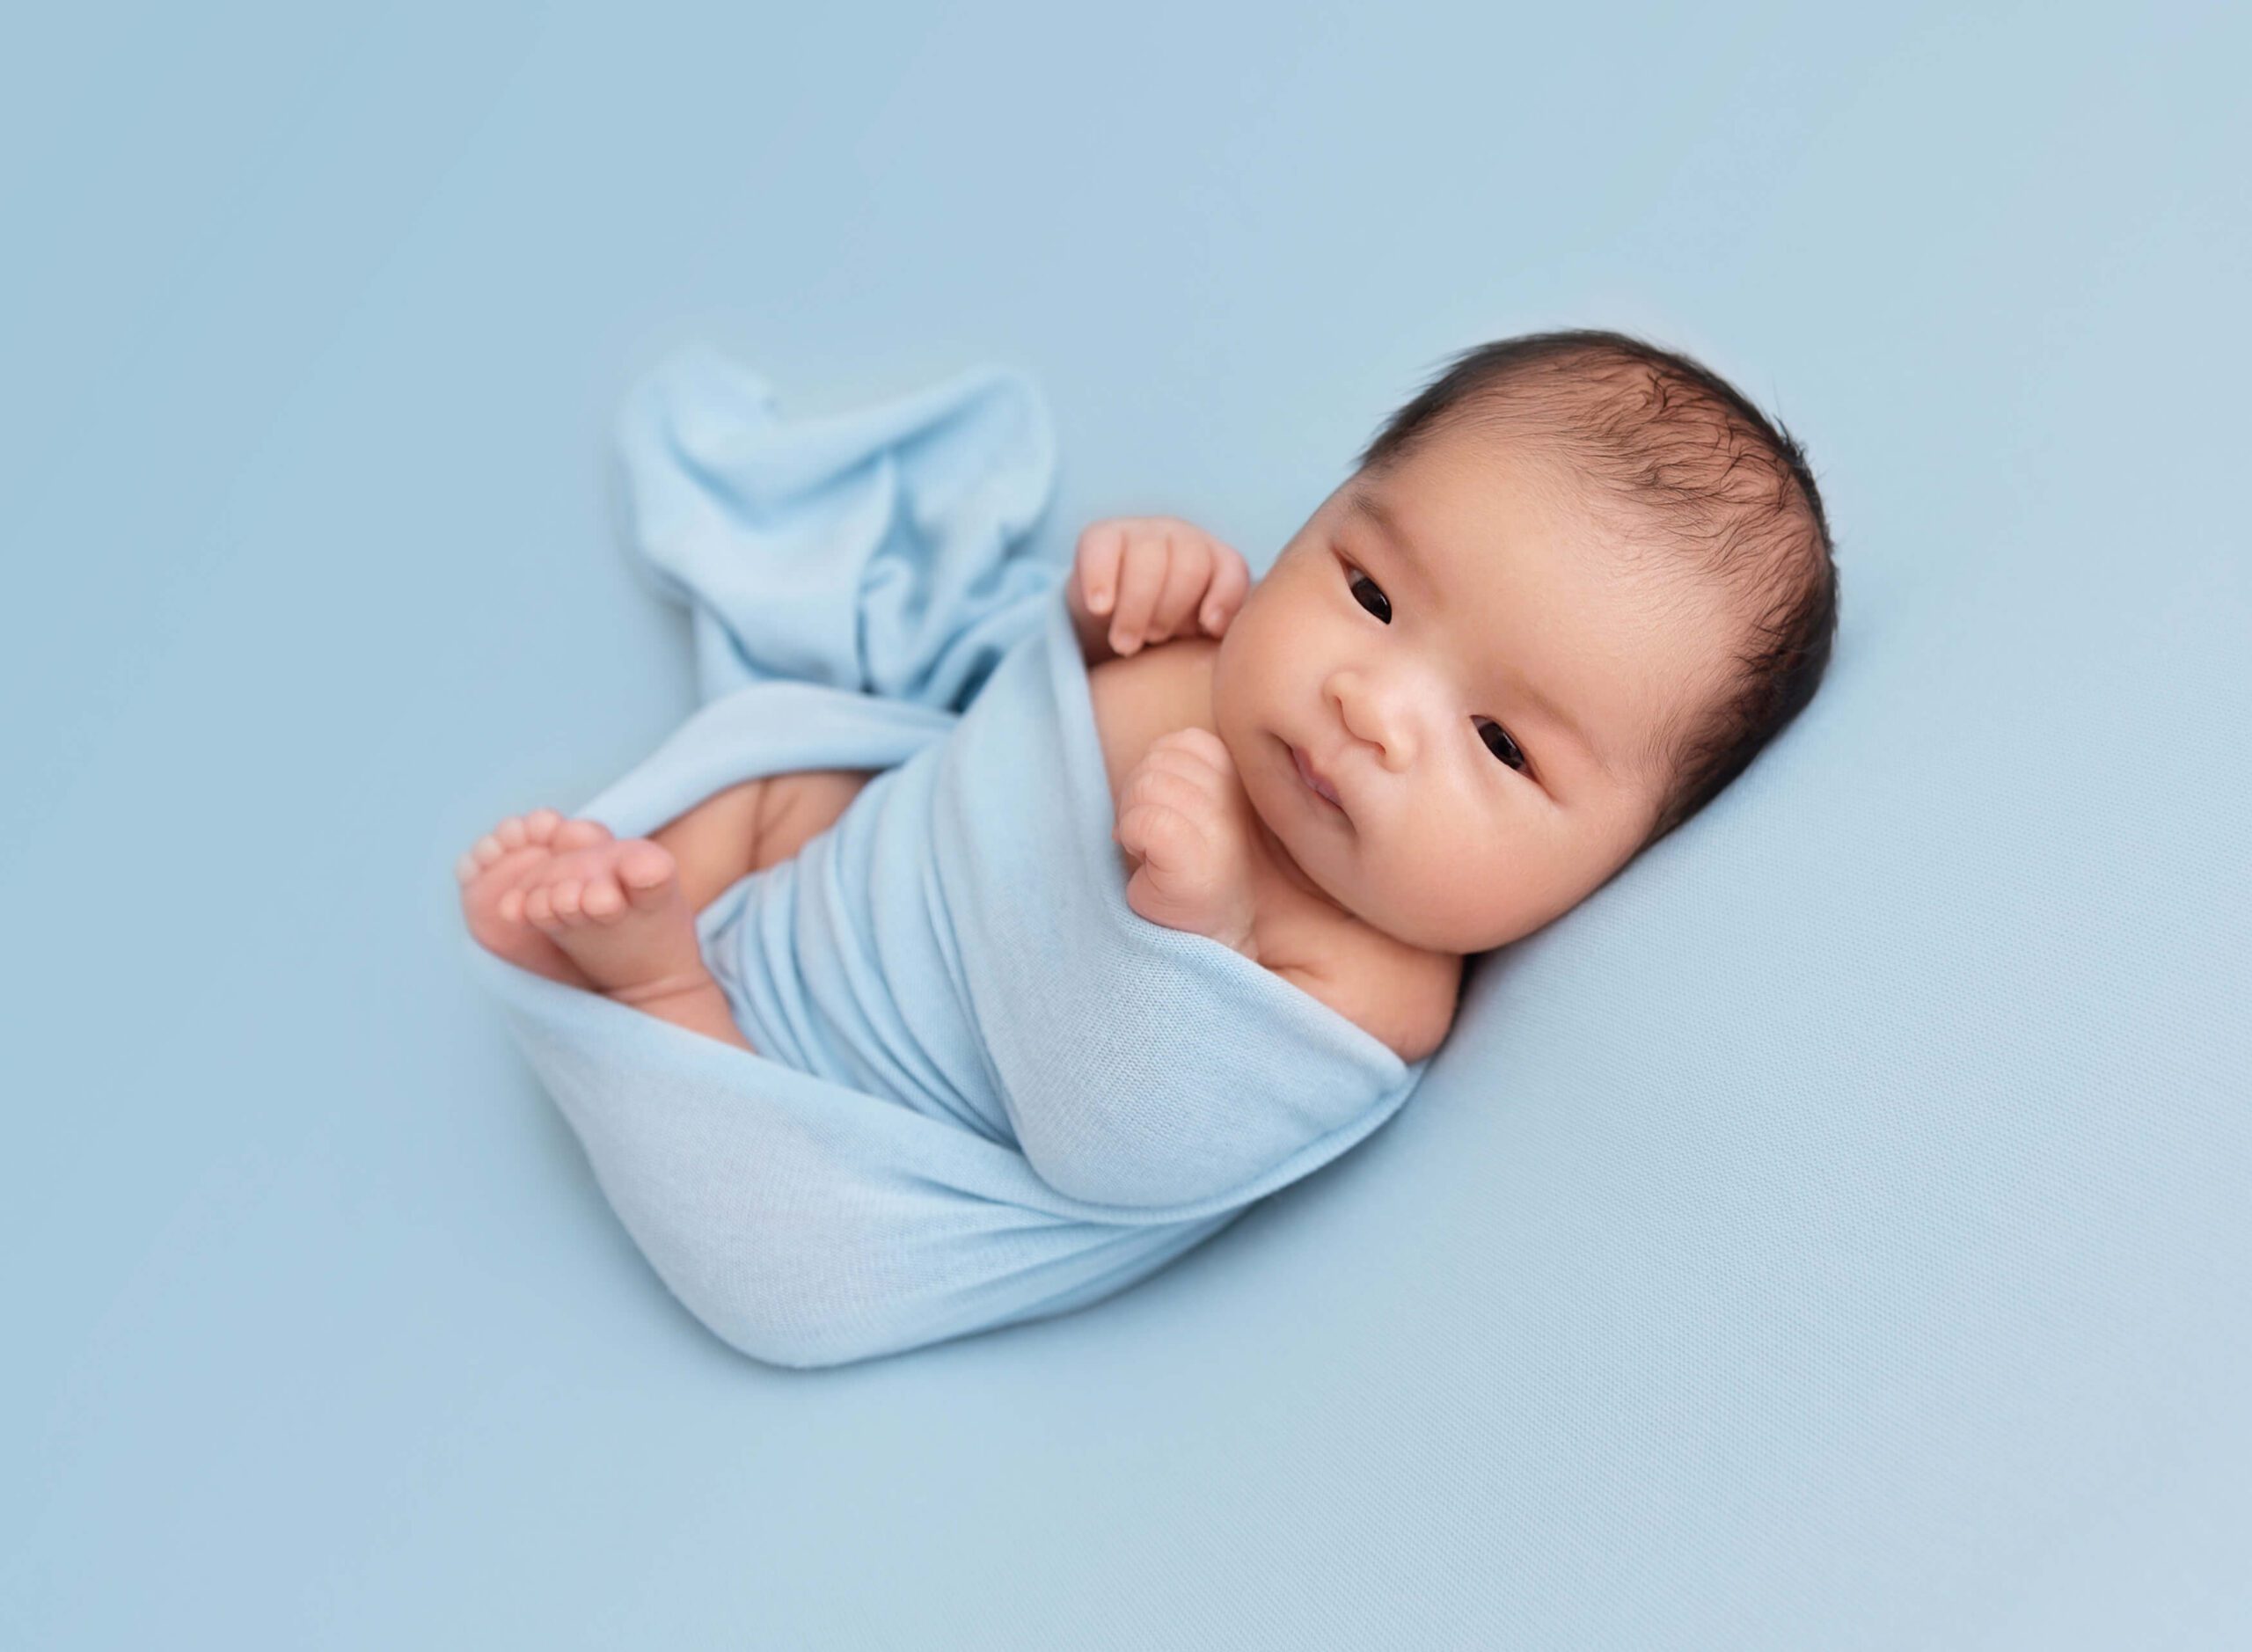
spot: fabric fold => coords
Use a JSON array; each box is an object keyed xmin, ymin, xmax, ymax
[{"xmin": 469, "ymin": 347, "xmax": 1430, "ymax": 1368}]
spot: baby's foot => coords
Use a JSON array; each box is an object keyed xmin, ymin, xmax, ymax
[
  {"xmin": 456, "ymin": 808, "xmax": 611, "ymax": 987},
  {"xmin": 515, "ymin": 836, "xmax": 715, "ymax": 1016}
]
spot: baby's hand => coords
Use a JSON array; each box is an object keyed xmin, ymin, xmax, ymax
[
  {"xmin": 1069, "ymin": 516, "xmax": 1251, "ymax": 659},
  {"xmin": 1114, "ymin": 727, "xmax": 1261, "ymax": 959}
]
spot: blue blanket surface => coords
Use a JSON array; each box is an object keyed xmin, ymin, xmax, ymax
[{"xmin": 465, "ymin": 347, "xmax": 1430, "ymax": 1367}]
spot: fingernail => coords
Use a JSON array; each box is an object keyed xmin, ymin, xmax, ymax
[
  {"xmin": 1091, "ymin": 587, "xmax": 1111, "ymax": 613},
  {"xmin": 1202, "ymin": 606, "xmax": 1219, "ymax": 630}
]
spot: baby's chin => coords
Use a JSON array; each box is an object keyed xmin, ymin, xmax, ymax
[
  {"xmin": 1246, "ymin": 778, "xmax": 1364, "ymax": 921},
  {"xmin": 1258, "ymin": 808, "xmax": 1477, "ymax": 954}
]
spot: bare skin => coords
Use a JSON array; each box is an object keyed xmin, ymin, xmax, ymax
[
  {"xmin": 1066, "ymin": 429, "xmax": 1744, "ymax": 1059},
  {"xmin": 460, "ymin": 425, "xmax": 1737, "ymax": 1059},
  {"xmin": 457, "ymin": 771, "xmax": 878, "ymax": 1052}
]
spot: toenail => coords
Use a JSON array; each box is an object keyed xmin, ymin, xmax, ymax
[{"xmin": 455, "ymin": 853, "xmax": 478, "ymax": 883}]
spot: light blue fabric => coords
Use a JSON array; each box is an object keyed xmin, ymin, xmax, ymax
[
  {"xmin": 19, "ymin": 7, "xmax": 2252, "ymax": 1644},
  {"xmin": 464, "ymin": 348, "xmax": 1428, "ymax": 1368}
]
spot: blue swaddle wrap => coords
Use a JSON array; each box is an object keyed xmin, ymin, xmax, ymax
[{"xmin": 465, "ymin": 347, "xmax": 1432, "ymax": 1368}]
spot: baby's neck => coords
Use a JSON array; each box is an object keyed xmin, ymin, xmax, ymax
[
  {"xmin": 1243, "ymin": 800, "xmax": 1468, "ymax": 972},
  {"xmin": 1246, "ymin": 806, "xmax": 1334, "ymax": 905},
  {"xmin": 1247, "ymin": 807, "xmax": 1458, "ymax": 961}
]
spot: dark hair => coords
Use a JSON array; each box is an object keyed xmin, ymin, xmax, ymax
[{"xmin": 1355, "ymin": 328, "xmax": 1839, "ymax": 852}]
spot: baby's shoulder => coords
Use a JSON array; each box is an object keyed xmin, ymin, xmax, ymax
[
  {"xmin": 1086, "ymin": 634, "xmax": 1218, "ymax": 720},
  {"xmin": 1268, "ymin": 902, "xmax": 1463, "ymax": 1065},
  {"xmin": 1089, "ymin": 640, "xmax": 1459, "ymax": 1064},
  {"xmin": 1086, "ymin": 637, "xmax": 1220, "ymax": 805}
]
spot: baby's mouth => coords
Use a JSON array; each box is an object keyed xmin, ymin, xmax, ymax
[{"xmin": 1290, "ymin": 742, "xmax": 1345, "ymax": 811}]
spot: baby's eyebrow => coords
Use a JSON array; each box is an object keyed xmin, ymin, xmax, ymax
[
  {"xmin": 1344, "ymin": 485, "xmax": 1427, "ymax": 588},
  {"xmin": 1343, "ymin": 482, "xmax": 1614, "ymax": 784}
]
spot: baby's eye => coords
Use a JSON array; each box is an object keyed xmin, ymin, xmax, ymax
[
  {"xmin": 1475, "ymin": 718, "xmax": 1528, "ymax": 773},
  {"xmin": 1346, "ymin": 568, "xmax": 1392, "ymax": 623},
  {"xmin": 1347, "ymin": 558, "xmax": 1527, "ymax": 778}
]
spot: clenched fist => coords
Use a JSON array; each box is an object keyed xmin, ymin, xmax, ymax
[
  {"xmin": 1066, "ymin": 516, "xmax": 1252, "ymax": 662},
  {"xmin": 1113, "ymin": 727, "xmax": 1261, "ymax": 960}
]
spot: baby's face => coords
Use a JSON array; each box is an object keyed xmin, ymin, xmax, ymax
[{"xmin": 1211, "ymin": 428, "xmax": 1735, "ymax": 956}]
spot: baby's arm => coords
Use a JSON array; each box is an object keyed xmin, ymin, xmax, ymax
[
  {"xmin": 1113, "ymin": 728, "xmax": 1262, "ymax": 959},
  {"xmin": 1111, "ymin": 735, "xmax": 1454, "ymax": 1063},
  {"xmin": 1262, "ymin": 943, "xmax": 1461, "ymax": 1067},
  {"xmin": 1267, "ymin": 954, "xmax": 1387, "ymax": 1049},
  {"xmin": 1066, "ymin": 517, "xmax": 1251, "ymax": 666}
]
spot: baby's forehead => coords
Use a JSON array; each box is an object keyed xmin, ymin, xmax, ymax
[
  {"xmin": 1361, "ymin": 465, "xmax": 1736, "ymax": 760},
  {"xmin": 1348, "ymin": 456, "xmax": 1639, "ymax": 607}
]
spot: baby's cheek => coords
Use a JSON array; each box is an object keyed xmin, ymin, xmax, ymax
[
  {"xmin": 1391, "ymin": 825, "xmax": 1473, "ymax": 910},
  {"xmin": 1388, "ymin": 862, "xmax": 1451, "ymax": 926}
]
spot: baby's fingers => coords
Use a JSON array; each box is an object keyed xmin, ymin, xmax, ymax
[
  {"xmin": 1198, "ymin": 543, "xmax": 1251, "ymax": 635},
  {"xmin": 1147, "ymin": 726, "xmax": 1235, "ymax": 780},
  {"xmin": 1144, "ymin": 539, "xmax": 1213, "ymax": 647},
  {"xmin": 1074, "ymin": 522, "xmax": 1127, "ymax": 617},
  {"xmin": 1122, "ymin": 761, "xmax": 1218, "ymax": 824},
  {"xmin": 1115, "ymin": 800, "xmax": 1203, "ymax": 873},
  {"xmin": 1108, "ymin": 533, "xmax": 1174, "ymax": 655}
]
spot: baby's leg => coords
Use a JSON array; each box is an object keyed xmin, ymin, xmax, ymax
[
  {"xmin": 645, "ymin": 768, "xmax": 881, "ymax": 907},
  {"xmin": 519, "ymin": 836, "xmax": 748, "ymax": 1047},
  {"xmin": 647, "ymin": 778, "xmax": 764, "ymax": 911},
  {"xmin": 456, "ymin": 809, "xmax": 615, "ymax": 989},
  {"xmin": 456, "ymin": 786, "xmax": 763, "ymax": 995},
  {"xmin": 458, "ymin": 771, "xmax": 877, "ymax": 1050}
]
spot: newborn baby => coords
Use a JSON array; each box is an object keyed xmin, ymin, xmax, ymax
[{"xmin": 457, "ymin": 329, "xmax": 1836, "ymax": 1065}]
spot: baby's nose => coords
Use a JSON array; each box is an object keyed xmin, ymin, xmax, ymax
[{"xmin": 1329, "ymin": 669, "xmax": 1419, "ymax": 770}]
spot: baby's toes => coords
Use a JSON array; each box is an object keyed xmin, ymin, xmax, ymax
[
  {"xmin": 580, "ymin": 871, "xmax": 628, "ymax": 924},
  {"xmin": 523, "ymin": 881, "xmax": 560, "ymax": 931},
  {"xmin": 614, "ymin": 841, "xmax": 678, "ymax": 910},
  {"xmin": 458, "ymin": 825, "xmax": 518, "ymax": 882},
  {"xmin": 554, "ymin": 818, "xmax": 614, "ymax": 853},
  {"xmin": 547, "ymin": 875, "xmax": 592, "ymax": 927},
  {"xmin": 457, "ymin": 808, "xmax": 573, "ymax": 883}
]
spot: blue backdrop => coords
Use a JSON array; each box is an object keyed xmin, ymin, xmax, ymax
[{"xmin": 5, "ymin": 2, "xmax": 2246, "ymax": 1646}]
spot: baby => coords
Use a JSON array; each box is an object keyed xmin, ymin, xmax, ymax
[{"xmin": 457, "ymin": 329, "xmax": 1837, "ymax": 1064}]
